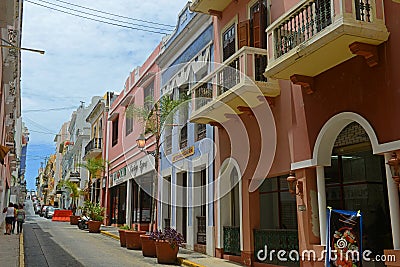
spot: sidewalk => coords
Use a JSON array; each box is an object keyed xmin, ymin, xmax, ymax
[
  {"xmin": 0, "ymin": 221, "xmax": 22, "ymax": 267},
  {"xmin": 100, "ymin": 225, "xmax": 242, "ymax": 267}
]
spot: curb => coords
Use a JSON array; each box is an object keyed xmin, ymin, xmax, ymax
[
  {"xmin": 19, "ymin": 232, "xmax": 24, "ymax": 267},
  {"xmin": 100, "ymin": 230, "xmax": 119, "ymax": 240},
  {"xmin": 177, "ymin": 257, "xmax": 205, "ymax": 267},
  {"xmin": 100, "ymin": 231, "xmax": 205, "ymax": 267}
]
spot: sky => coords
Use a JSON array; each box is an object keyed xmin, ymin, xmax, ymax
[{"xmin": 21, "ymin": 0, "xmax": 188, "ymax": 190}]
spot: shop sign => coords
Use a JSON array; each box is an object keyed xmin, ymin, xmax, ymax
[
  {"xmin": 326, "ymin": 209, "xmax": 362, "ymax": 267},
  {"xmin": 110, "ymin": 155, "xmax": 155, "ymax": 187},
  {"xmin": 172, "ymin": 146, "xmax": 195, "ymax": 163}
]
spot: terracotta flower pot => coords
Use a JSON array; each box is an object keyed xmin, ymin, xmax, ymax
[
  {"xmin": 118, "ymin": 229, "xmax": 127, "ymax": 247},
  {"xmin": 155, "ymin": 240, "xmax": 179, "ymax": 264},
  {"xmin": 88, "ymin": 220, "xmax": 102, "ymax": 233},
  {"xmin": 70, "ymin": 215, "xmax": 80, "ymax": 225},
  {"xmin": 125, "ymin": 230, "xmax": 146, "ymax": 250},
  {"xmin": 140, "ymin": 234, "xmax": 156, "ymax": 257}
]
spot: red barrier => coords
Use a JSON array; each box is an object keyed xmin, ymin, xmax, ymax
[{"xmin": 52, "ymin": 210, "xmax": 73, "ymax": 222}]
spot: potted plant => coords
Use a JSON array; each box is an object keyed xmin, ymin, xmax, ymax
[
  {"xmin": 150, "ymin": 228, "xmax": 185, "ymax": 264},
  {"xmin": 85, "ymin": 201, "xmax": 105, "ymax": 233},
  {"xmin": 58, "ymin": 179, "xmax": 81, "ymax": 225},
  {"xmin": 118, "ymin": 225, "xmax": 130, "ymax": 247},
  {"xmin": 125, "ymin": 225, "xmax": 146, "ymax": 250},
  {"xmin": 140, "ymin": 233, "xmax": 156, "ymax": 257}
]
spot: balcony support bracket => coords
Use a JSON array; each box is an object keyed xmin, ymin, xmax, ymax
[
  {"xmin": 210, "ymin": 121, "xmax": 222, "ymax": 128},
  {"xmin": 349, "ymin": 42, "xmax": 379, "ymax": 67},
  {"xmin": 208, "ymin": 9, "xmax": 222, "ymax": 19},
  {"xmin": 237, "ymin": 106, "xmax": 255, "ymax": 118},
  {"xmin": 257, "ymin": 96, "xmax": 275, "ymax": 107},
  {"xmin": 290, "ymin": 74, "xmax": 314, "ymax": 94}
]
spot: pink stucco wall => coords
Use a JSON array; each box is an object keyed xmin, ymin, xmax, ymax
[{"xmin": 107, "ymin": 43, "xmax": 162, "ymax": 173}]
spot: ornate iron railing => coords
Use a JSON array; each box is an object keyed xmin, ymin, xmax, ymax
[
  {"xmin": 84, "ymin": 137, "xmax": 102, "ymax": 156},
  {"xmin": 192, "ymin": 46, "xmax": 268, "ymax": 111},
  {"xmin": 197, "ymin": 216, "xmax": 206, "ymax": 244},
  {"xmin": 254, "ymin": 229, "xmax": 299, "ymax": 266},
  {"xmin": 272, "ymin": 0, "xmax": 374, "ymax": 59},
  {"xmin": 223, "ymin": 226, "xmax": 240, "ymax": 256}
]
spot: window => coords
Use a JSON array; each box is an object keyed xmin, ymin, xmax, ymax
[
  {"xmin": 180, "ymin": 124, "xmax": 188, "ymax": 149},
  {"xmin": 259, "ymin": 175, "xmax": 298, "ymax": 230},
  {"xmin": 195, "ymin": 123, "xmax": 206, "ymax": 141},
  {"xmin": 144, "ymin": 81, "xmax": 154, "ymax": 111},
  {"xmin": 112, "ymin": 117, "xmax": 119, "ymax": 146},
  {"xmin": 131, "ymin": 180, "xmax": 153, "ymax": 223},
  {"xmin": 125, "ymin": 115, "xmax": 133, "ymax": 136},
  {"xmin": 223, "ymin": 24, "xmax": 236, "ymax": 61}
]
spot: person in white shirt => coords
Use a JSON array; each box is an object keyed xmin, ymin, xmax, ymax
[{"xmin": 3, "ymin": 202, "xmax": 15, "ymax": 235}]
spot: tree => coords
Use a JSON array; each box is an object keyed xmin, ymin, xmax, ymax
[
  {"xmin": 78, "ymin": 157, "xmax": 107, "ymax": 202},
  {"xmin": 57, "ymin": 179, "xmax": 80, "ymax": 214},
  {"xmin": 126, "ymin": 94, "xmax": 187, "ymax": 231}
]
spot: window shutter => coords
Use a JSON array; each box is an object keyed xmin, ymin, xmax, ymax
[
  {"xmin": 238, "ymin": 20, "xmax": 250, "ymax": 49},
  {"xmin": 252, "ymin": 11, "xmax": 261, "ymax": 48}
]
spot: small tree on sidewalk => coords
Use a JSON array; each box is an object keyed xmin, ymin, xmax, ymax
[
  {"xmin": 126, "ymin": 95, "xmax": 186, "ymax": 231},
  {"xmin": 58, "ymin": 179, "xmax": 81, "ymax": 215},
  {"xmin": 78, "ymin": 158, "xmax": 107, "ymax": 203}
]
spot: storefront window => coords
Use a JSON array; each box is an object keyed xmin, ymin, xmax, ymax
[
  {"xmin": 131, "ymin": 180, "xmax": 153, "ymax": 223},
  {"xmin": 109, "ymin": 182, "xmax": 126, "ymax": 225},
  {"xmin": 325, "ymin": 148, "xmax": 393, "ymax": 257},
  {"xmin": 259, "ymin": 175, "xmax": 298, "ymax": 230}
]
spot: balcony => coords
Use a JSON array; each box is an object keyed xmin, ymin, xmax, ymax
[
  {"xmin": 84, "ymin": 138, "xmax": 102, "ymax": 159},
  {"xmin": 190, "ymin": 0, "xmax": 231, "ymax": 16},
  {"xmin": 265, "ymin": 0, "xmax": 389, "ymax": 80},
  {"xmin": 66, "ymin": 170, "xmax": 81, "ymax": 182},
  {"xmin": 190, "ymin": 46, "xmax": 280, "ymax": 124}
]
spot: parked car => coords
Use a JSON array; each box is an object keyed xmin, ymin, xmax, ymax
[
  {"xmin": 34, "ymin": 204, "xmax": 41, "ymax": 214},
  {"xmin": 39, "ymin": 205, "xmax": 49, "ymax": 217},
  {"xmin": 45, "ymin": 207, "xmax": 59, "ymax": 219}
]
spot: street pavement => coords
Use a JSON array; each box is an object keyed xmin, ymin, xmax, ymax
[
  {"xmin": 22, "ymin": 199, "xmax": 242, "ymax": 267},
  {"xmin": 0, "ymin": 223, "xmax": 20, "ymax": 267}
]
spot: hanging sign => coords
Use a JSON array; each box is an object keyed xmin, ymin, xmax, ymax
[
  {"xmin": 326, "ymin": 208, "xmax": 362, "ymax": 267},
  {"xmin": 172, "ymin": 146, "xmax": 195, "ymax": 162}
]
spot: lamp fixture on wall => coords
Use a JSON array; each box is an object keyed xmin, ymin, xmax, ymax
[
  {"xmin": 136, "ymin": 134, "xmax": 156, "ymax": 157},
  {"xmin": 287, "ymin": 171, "xmax": 303, "ymax": 198},
  {"xmin": 386, "ymin": 152, "xmax": 400, "ymax": 191}
]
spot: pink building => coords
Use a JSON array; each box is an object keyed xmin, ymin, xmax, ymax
[{"xmin": 106, "ymin": 44, "xmax": 161, "ymax": 230}]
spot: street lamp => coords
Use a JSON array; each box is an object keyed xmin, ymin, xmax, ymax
[
  {"xmin": 287, "ymin": 171, "xmax": 303, "ymax": 198},
  {"xmin": 136, "ymin": 134, "xmax": 146, "ymax": 150},
  {"xmin": 386, "ymin": 152, "xmax": 400, "ymax": 191}
]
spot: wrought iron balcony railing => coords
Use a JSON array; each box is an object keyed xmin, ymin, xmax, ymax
[
  {"xmin": 223, "ymin": 226, "xmax": 241, "ymax": 256},
  {"xmin": 84, "ymin": 138, "xmax": 102, "ymax": 156},
  {"xmin": 265, "ymin": 0, "xmax": 389, "ymax": 79},
  {"xmin": 192, "ymin": 46, "xmax": 268, "ymax": 112}
]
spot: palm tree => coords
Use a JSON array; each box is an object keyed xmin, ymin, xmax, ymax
[
  {"xmin": 126, "ymin": 94, "xmax": 187, "ymax": 231},
  {"xmin": 78, "ymin": 157, "xmax": 106, "ymax": 202},
  {"xmin": 57, "ymin": 179, "xmax": 80, "ymax": 214}
]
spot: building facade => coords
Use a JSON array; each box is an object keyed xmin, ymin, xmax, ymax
[
  {"xmin": 190, "ymin": 0, "xmax": 399, "ymax": 266},
  {"xmin": 61, "ymin": 97, "xmax": 101, "ymax": 208},
  {"xmin": 0, "ymin": 0, "xmax": 24, "ymax": 216},
  {"xmin": 157, "ymin": 3, "xmax": 216, "ymax": 255},
  {"xmin": 106, "ymin": 45, "xmax": 160, "ymax": 229}
]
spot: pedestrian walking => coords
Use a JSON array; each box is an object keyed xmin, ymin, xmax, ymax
[
  {"xmin": 2, "ymin": 202, "xmax": 15, "ymax": 235},
  {"xmin": 16, "ymin": 204, "xmax": 25, "ymax": 234},
  {"xmin": 12, "ymin": 203, "xmax": 18, "ymax": 234}
]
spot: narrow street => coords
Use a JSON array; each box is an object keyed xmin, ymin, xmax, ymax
[{"xmin": 23, "ymin": 200, "xmax": 173, "ymax": 267}]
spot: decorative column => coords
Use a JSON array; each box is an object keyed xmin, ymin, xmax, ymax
[
  {"xmin": 384, "ymin": 153, "xmax": 400, "ymax": 249},
  {"xmin": 126, "ymin": 179, "xmax": 132, "ymax": 226},
  {"xmin": 316, "ymin": 166, "xmax": 327, "ymax": 245}
]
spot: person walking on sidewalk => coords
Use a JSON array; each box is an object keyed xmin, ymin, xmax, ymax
[
  {"xmin": 16, "ymin": 204, "xmax": 25, "ymax": 234},
  {"xmin": 2, "ymin": 202, "xmax": 15, "ymax": 235},
  {"xmin": 12, "ymin": 203, "xmax": 18, "ymax": 234}
]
